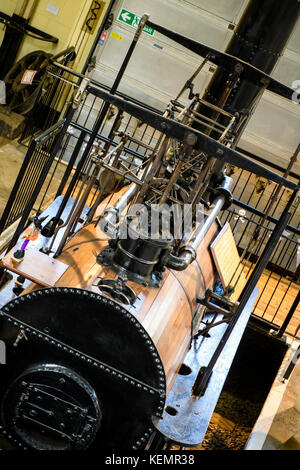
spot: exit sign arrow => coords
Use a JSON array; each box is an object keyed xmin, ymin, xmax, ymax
[
  {"xmin": 117, "ymin": 8, "xmax": 155, "ymax": 36},
  {"xmin": 121, "ymin": 11, "xmax": 131, "ymax": 22}
]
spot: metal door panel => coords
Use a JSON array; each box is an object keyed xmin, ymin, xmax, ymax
[
  {"xmin": 112, "ymin": 0, "xmax": 232, "ymax": 49},
  {"xmin": 92, "ymin": 24, "xmax": 212, "ymax": 108},
  {"xmin": 183, "ymin": 0, "xmax": 248, "ymax": 23},
  {"xmin": 86, "ymin": 0, "xmax": 300, "ymax": 168},
  {"xmin": 246, "ymin": 97, "xmax": 300, "ymax": 155},
  {"xmin": 272, "ymin": 54, "xmax": 300, "ymax": 87}
]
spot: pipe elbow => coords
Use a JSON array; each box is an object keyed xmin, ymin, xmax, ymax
[{"xmin": 166, "ymin": 245, "xmax": 196, "ymax": 271}]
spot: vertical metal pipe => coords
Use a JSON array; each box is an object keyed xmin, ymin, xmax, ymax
[
  {"xmin": 49, "ymin": 14, "xmax": 149, "ymax": 238},
  {"xmin": 193, "ymin": 0, "xmax": 300, "ymax": 138},
  {"xmin": 54, "ymin": 131, "xmax": 86, "ymax": 198}
]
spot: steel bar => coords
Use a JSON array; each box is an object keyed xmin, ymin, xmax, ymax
[
  {"xmin": 146, "ymin": 15, "xmax": 299, "ymax": 101},
  {"xmin": 54, "ymin": 131, "xmax": 86, "ymax": 198},
  {"xmin": 5, "ymin": 111, "xmax": 75, "ymax": 252},
  {"xmin": 189, "ymin": 177, "xmax": 232, "ymax": 251},
  {"xmin": 232, "ymin": 199, "xmax": 300, "ymax": 237},
  {"xmin": 0, "ymin": 11, "xmax": 58, "ymax": 42},
  {"xmin": 86, "ymin": 85, "xmax": 298, "ymax": 191},
  {"xmin": 49, "ymin": 15, "xmax": 149, "ymax": 239}
]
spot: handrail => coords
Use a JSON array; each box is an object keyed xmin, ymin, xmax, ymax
[
  {"xmin": 67, "ymin": 121, "xmax": 300, "ymax": 238},
  {"xmin": 35, "ymin": 119, "xmax": 66, "ymax": 143},
  {"xmin": 52, "ymin": 61, "xmax": 165, "ymax": 115},
  {"xmin": 232, "ymin": 198, "xmax": 300, "ymax": 237},
  {"xmin": 51, "ymin": 61, "xmax": 300, "ymax": 180}
]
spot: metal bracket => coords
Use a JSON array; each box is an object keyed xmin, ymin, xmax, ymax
[
  {"xmin": 93, "ymin": 275, "xmax": 137, "ymax": 305},
  {"xmin": 197, "ymin": 289, "xmax": 239, "ymax": 318},
  {"xmin": 13, "ymin": 329, "xmax": 28, "ymax": 347},
  {"xmin": 0, "ymin": 308, "xmax": 162, "ymax": 397},
  {"xmin": 195, "ymin": 289, "xmax": 239, "ymax": 338},
  {"xmin": 208, "ymin": 185, "xmax": 233, "ymax": 211},
  {"xmin": 134, "ymin": 13, "xmax": 149, "ymax": 41},
  {"xmin": 73, "ymin": 77, "xmax": 91, "ymax": 109}
]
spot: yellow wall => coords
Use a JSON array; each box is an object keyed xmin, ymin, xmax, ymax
[
  {"xmin": 17, "ymin": 0, "xmax": 88, "ymax": 58},
  {"xmin": 0, "ymin": 0, "xmax": 16, "ymax": 15},
  {"xmin": 0, "ymin": 0, "xmax": 17, "ymax": 46},
  {"xmin": 0, "ymin": 0, "xmax": 113, "ymax": 72},
  {"xmin": 68, "ymin": 0, "xmax": 113, "ymax": 73}
]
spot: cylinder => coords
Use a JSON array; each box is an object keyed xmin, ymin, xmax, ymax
[
  {"xmin": 17, "ymin": 182, "xmax": 225, "ymax": 392},
  {"xmin": 194, "ymin": 0, "xmax": 300, "ymax": 138},
  {"xmin": 54, "ymin": 220, "xmax": 218, "ymax": 392}
]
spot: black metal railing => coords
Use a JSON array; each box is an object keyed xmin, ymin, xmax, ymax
[
  {"xmin": 19, "ymin": 48, "xmax": 78, "ymax": 144},
  {"xmin": 220, "ymin": 202, "xmax": 299, "ymax": 336},
  {"xmin": 0, "ymin": 118, "xmax": 75, "ymax": 251}
]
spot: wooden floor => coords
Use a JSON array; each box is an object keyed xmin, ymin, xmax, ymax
[
  {"xmin": 253, "ymin": 269, "xmax": 300, "ymax": 336},
  {"xmin": 239, "ymin": 262, "xmax": 300, "ymax": 337}
]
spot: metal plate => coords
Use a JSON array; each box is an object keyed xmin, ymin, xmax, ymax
[
  {"xmin": 155, "ymin": 288, "xmax": 258, "ymax": 446},
  {"xmin": 2, "ymin": 364, "xmax": 102, "ymax": 450},
  {"xmin": 0, "ymin": 288, "xmax": 166, "ymax": 450}
]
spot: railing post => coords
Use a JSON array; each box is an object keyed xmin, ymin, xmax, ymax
[
  {"xmin": 277, "ymin": 290, "xmax": 300, "ymax": 338},
  {"xmin": 54, "ymin": 131, "xmax": 86, "ymax": 198},
  {"xmin": 5, "ymin": 110, "xmax": 75, "ymax": 253},
  {"xmin": 0, "ymin": 140, "xmax": 37, "ymax": 235}
]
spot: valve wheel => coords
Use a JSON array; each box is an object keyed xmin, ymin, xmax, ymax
[{"xmin": 4, "ymin": 50, "xmax": 52, "ymax": 114}]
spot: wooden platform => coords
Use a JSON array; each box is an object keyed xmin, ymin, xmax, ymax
[{"xmin": 0, "ymin": 247, "xmax": 68, "ymax": 287}]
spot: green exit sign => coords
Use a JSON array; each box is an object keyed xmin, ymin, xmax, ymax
[{"xmin": 117, "ymin": 8, "xmax": 155, "ymax": 36}]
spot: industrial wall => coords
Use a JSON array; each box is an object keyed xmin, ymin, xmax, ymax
[
  {"xmin": 0, "ymin": 0, "xmax": 113, "ymax": 72},
  {"xmin": 87, "ymin": 0, "xmax": 300, "ymax": 174},
  {"xmin": 1, "ymin": 0, "xmax": 299, "ymax": 173}
]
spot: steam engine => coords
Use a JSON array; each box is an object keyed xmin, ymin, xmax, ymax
[{"xmin": 0, "ymin": 0, "xmax": 299, "ymax": 451}]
